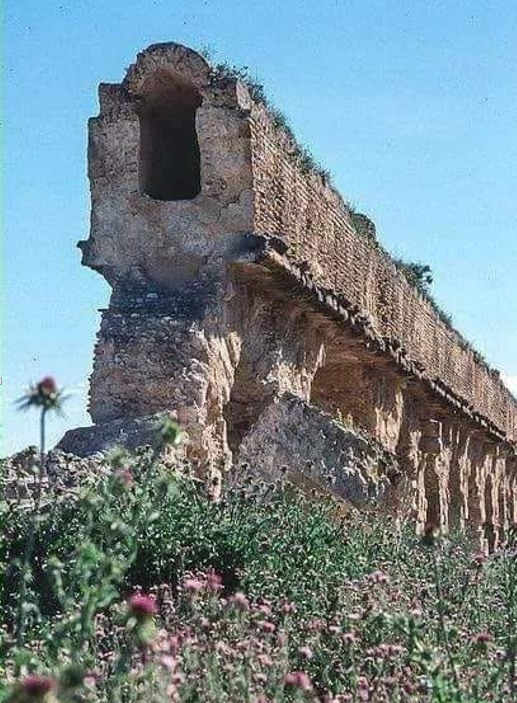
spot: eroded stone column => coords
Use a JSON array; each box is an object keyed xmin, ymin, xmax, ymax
[
  {"xmin": 438, "ymin": 421, "xmax": 453, "ymax": 532},
  {"xmin": 494, "ymin": 447, "xmax": 509, "ymax": 545},
  {"xmin": 392, "ymin": 394, "xmax": 423, "ymax": 524},
  {"xmin": 466, "ymin": 437, "xmax": 484, "ymax": 535},
  {"xmin": 467, "ymin": 440, "xmax": 498, "ymax": 551},
  {"xmin": 508, "ymin": 456, "xmax": 517, "ymax": 526},
  {"xmin": 374, "ymin": 374, "xmax": 405, "ymax": 454},
  {"xmin": 89, "ymin": 280, "xmax": 241, "ymax": 495},
  {"xmin": 448, "ymin": 422, "xmax": 471, "ymax": 532},
  {"xmin": 419, "ymin": 420, "xmax": 443, "ymax": 531}
]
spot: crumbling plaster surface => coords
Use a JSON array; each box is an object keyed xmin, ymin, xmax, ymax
[
  {"xmin": 237, "ymin": 393, "xmax": 399, "ymax": 509},
  {"xmin": 82, "ymin": 45, "xmax": 254, "ymax": 289},
  {"xmin": 63, "ymin": 42, "xmax": 517, "ymax": 544}
]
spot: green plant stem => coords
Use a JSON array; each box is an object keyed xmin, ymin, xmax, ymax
[
  {"xmin": 431, "ymin": 547, "xmax": 462, "ymax": 696},
  {"xmin": 505, "ymin": 550, "xmax": 516, "ymax": 699},
  {"xmin": 14, "ymin": 408, "xmax": 47, "ymax": 654},
  {"xmin": 40, "ymin": 407, "xmax": 47, "ymax": 480}
]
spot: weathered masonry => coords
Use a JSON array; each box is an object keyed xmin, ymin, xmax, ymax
[{"xmin": 61, "ymin": 42, "xmax": 517, "ymax": 545}]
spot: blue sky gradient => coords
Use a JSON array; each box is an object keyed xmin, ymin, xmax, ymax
[{"xmin": 3, "ymin": 0, "xmax": 516, "ymax": 454}]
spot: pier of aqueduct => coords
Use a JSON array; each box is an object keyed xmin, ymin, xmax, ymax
[{"xmin": 60, "ymin": 42, "xmax": 517, "ymax": 545}]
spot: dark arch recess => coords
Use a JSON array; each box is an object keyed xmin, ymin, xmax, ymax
[{"xmin": 137, "ymin": 69, "xmax": 202, "ymax": 201}]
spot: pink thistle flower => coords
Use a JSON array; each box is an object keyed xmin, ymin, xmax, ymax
[
  {"xmin": 230, "ymin": 592, "xmax": 249, "ymax": 610},
  {"xmin": 160, "ymin": 655, "xmax": 176, "ymax": 671},
  {"xmin": 368, "ymin": 570, "xmax": 389, "ymax": 585},
  {"xmin": 83, "ymin": 674, "xmax": 98, "ymax": 689},
  {"xmin": 473, "ymin": 631, "xmax": 493, "ymax": 648},
  {"xmin": 257, "ymin": 654, "xmax": 274, "ymax": 668},
  {"xmin": 307, "ymin": 618, "xmax": 325, "ymax": 632},
  {"xmin": 259, "ymin": 621, "xmax": 275, "ymax": 633},
  {"xmin": 298, "ymin": 645, "xmax": 313, "ymax": 660},
  {"xmin": 277, "ymin": 632, "xmax": 288, "ymax": 647},
  {"xmin": 382, "ymin": 676, "xmax": 397, "ymax": 689},
  {"xmin": 17, "ymin": 376, "xmax": 64, "ymax": 412},
  {"xmin": 183, "ymin": 577, "xmax": 204, "ymax": 593},
  {"xmin": 284, "ymin": 671, "xmax": 313, "ymax": 691},
  {"xmin": 166, "ymin": 684, "xmax": 178, "ymax": 699},
  {"xmin": 357, "ymin": 676, "xmax": 370, "ymax": 701},
  {"xmin": 128, "ymin": 593, "xmax": 158, "ymax": 619},
  {"xmin": 38, "ymin": 377, "xmax": 57, "ymax": 396},
  {"xmin": 19, "ymin": 675, "xmax": 56, "ymax": 700},
  {"xmin": 281, "ymin": 601, "xmax": 296, "ymax": 614},
  {"xmin": 114, "ymin": 468, "xmax": 134, "ymax": 486},
  {"xmin": 236, "ymin": 640, "xmax": 250, "ymax": 652},
  {"xmin": 472, "ymin": 552, "xmax": 486, "ymax": 568},
  {"xmin": 169, "ymin": 635, "xmax": 181, "ymax": 655},
  {"xmin": 215, "ymin": 641, "xmax": 236, "ymax": 657},
  {"xmin": 206, "ymin": 570, "xmax": 223, "ymax": 591},
  {"xmin": 343, "ymin": 630, "xmax": 357, "ymax": 646},
  {"xmin": 376, "ymin": 643, "xmax": 390, "ymax": 658}
]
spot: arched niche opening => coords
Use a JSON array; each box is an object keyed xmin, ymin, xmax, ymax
[
  {"xmin": 137, "ymin": 69, "xmax": 203, "ymax": 201},
  {"xmin": 310, "ymin": 351, "xmax": 377, "ymax": 434}
]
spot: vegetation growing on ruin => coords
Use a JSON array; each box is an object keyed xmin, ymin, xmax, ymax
[
  {"xmin": 201, "ymin": 50, "xmax": 497, "ymax": 377},
  {"xmin": 197, "ymin": 44, "xmax": 508, "ymax": 387},
  {"xmin": 202, "ymin": 49, "xmax": 333, "ymax": 186},
  {"xmin": 2, "ymin": 417, "xmax": 516, "ymax": 702},
  {"xmin": 392, "ymin": 257, "xmax": 496, "ymax": 370},
  {"xmin": 393, "ymin": 260, "xmax": 434, "ymax": 297},
  {"xmin": 393, "ymin": 258, "xmax": 452, "ymax": 326}
]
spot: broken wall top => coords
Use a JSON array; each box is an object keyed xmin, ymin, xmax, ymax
[{"xmin": 81, "ymin": 41, "xmax": 517, "ymax": 444}]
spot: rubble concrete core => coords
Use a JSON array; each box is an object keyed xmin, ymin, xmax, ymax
[{"xmin": 59, "ymin": 41, "xmax": 517, "ymax": 545}]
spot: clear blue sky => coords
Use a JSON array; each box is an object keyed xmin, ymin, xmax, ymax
[{"xmin": 3, "ymin": 0, "xmax": 516, "ymax": 455}]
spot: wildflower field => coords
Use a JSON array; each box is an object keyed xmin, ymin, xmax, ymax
[
  {"xmin": 1, "ymin": 381, "xmax": 516, "ymax": 703},
  {"xmin": 2, "ymin": 440, "xmax": 516, "ymax": 703}
]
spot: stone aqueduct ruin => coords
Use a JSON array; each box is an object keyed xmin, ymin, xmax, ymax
[{"xmin": 60, "ymin": 42, "xmax": 517, "ymax": 544}]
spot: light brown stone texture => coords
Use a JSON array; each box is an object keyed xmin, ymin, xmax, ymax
[{"xmin": 62, "ymin": 42, "xmax": 517, "ymax": 542}]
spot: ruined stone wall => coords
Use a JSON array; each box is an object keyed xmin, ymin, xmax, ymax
[
  {"xmin": 61, "ymin": 42, "xmax": 517, "ymax": 549},
  {"xmin": 248, "ymin": 103, "xmax": 517, "ymax": 443},
  {"xmin": 229, "ymin": 256, "xmax": 516, "ymax": 546}
]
